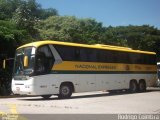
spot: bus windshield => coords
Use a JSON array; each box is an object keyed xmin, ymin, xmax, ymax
[{"xmin": 13, "ymin": 47, "xmax": 35, "ymax": 79}]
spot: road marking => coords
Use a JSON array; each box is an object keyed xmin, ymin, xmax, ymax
[
  {"xmin": 0, "ymin": 103, "xmax": 28, "ymax": 120},
  {"xmin": 8, "ymin": 104, "xmax": 18, "ymax": 114}
]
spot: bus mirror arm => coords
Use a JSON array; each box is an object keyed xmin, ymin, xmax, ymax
[{"xmin": 24, "ymin": 56, "xmax": 29, "ymax": 67}]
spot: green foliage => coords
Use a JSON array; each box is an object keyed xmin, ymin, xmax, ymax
[
  {"xmin": 0, "ymin": 0, "xmax": 58, "ymax": 38},
  {"xmin": 1, "ymin": 0, "xmax": 160, "ymax": 56},
  {"xmin": 0, "ymin": 0, "xmax": 60, "ymax": 59},
  {"xmin": 1, "ymin": 0, "xmax": 159, "ymax": 54},
  {"xmin": 0, "ymin": 20, "xmax": 32, "ymax": 57},
  {"xmin": 104, "ymin": 25, "xmax": 160, "ymax": 52},
  {"xmin": 0, "ymin": 0, "xmax": 58, "ymax": 20},
  {"xmin": 12, "ymin": 0, "xmax": 38, "ymax": 38},
  {"xmin": 37, "ymin": 16, "xmax": 105, "ymax": 44},
  {"xmin": 37, "ymin": 16, "xmax": 160, "ymax": 54},
  {"xmin": 38, "ymin": 8, "xmax": 59, "ymax": 20},
  {"xmin": 0, "ymin": 0, "xmax": 22, "ymax": 20}
]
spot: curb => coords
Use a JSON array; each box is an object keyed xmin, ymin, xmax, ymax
[{"xmin": 0, "ymin": 95, "xmax": 37, "ymax": 98}]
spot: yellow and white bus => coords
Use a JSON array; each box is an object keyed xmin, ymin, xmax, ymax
[{"xmin": 12, "ymin": 40, "xmax": 157, "ymax": 99}]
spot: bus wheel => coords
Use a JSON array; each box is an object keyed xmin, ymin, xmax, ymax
[
  {"xmin": 58, "ymin": 84, "xmax": 72, "ymax": 99},
  {"xmin": 41, "ymin": 95, "xmax": 52, "ymax": 99},
  {"xmin": 138, "ymin": 80, "xmax": 146, "ymax": 92},
  {"xmin": 129, "ymin": 80, "xmax": 138, "ymax": 93}
]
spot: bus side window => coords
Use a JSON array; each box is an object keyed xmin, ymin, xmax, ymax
[
  {"xmin": 35, "ymin": 52, "xmax": 45, "ymax": 74},
  {"xmin": 35, "ymin": 45, "xmax": 54, "ymax": 74}
]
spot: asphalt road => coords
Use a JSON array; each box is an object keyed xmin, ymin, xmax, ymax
[{"xmin": 0, "ymin": 87, "xmax": 160, "ymax": 120}]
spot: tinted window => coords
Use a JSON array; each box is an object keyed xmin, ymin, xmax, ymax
[
  {"xmin": 35, "ymin": 45, "xmax": 54, "ymax": 74},
  {"xmin": 54, "ymin": 45, "xmax": 75, "ymax": 61},
  {"xmin": 54, "ymin": 45, "xmax": 156, "ymax": 65}
]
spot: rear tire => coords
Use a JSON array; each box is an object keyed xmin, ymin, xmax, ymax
[
  {"xmin": 129, "ymin": 80, "xmax": 138, "ymax": 93},
  {"xmin": 138, "ymin": 81, "xmax": 146, "ymax": 92},
  {"xmin": 58, "ymin": 84, "xmax": 72, "ymax": 99}
]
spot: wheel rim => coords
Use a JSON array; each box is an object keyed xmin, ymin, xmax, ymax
[
  {"xmin": 61, "ymin": 86, "xmax": 70, "ymax": 96},
  {"xmin": 139, "ymin": 83, "xmax": 144, "ymax": 90},
  {"xmin": 139, "ymin": 82, "xmax": 146, "ymax": 91}
]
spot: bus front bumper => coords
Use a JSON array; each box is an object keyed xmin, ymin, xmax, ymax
[{"xmin": 12, "ymin": 78, "xmax": 36, "ymax": 95}]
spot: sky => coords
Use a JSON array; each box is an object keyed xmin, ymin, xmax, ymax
[{"xmin": 36, "ymin": 0, "xmax": 160, "ymax": 29}]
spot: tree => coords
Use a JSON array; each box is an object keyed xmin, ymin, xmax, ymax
[
  {"xmin": 102, "ymin": 26, "xmax": 128, "ymax": 46},
  {"xmin": 12, "ymin": 0, "xmax": 40, "ymax": 38},
  {"xmin": 37, "ymin": 16, "xmax": 105, "ymax": 44},
  {"xmin": 0, "ymin": 0, "xmax": 58, "ymax": 39},
  {"xmin": 102, "ymin": 25, "xmax": 160, "ymax": 52},
  {"xmin": 38, "ymin": 8, "xmax": 58, "ymax": 20},
  {"xmin": 0, "ymin": 0, "xmax": 22, "ymax": 20},
  {"xmin": 0, "ymin": 20, "xmax": 31, "ymax": 57}
]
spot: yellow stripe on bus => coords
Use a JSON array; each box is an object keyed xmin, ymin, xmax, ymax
[{"xmin": 52, "ymin": 61, "xmax": 156, "ymax": 72}]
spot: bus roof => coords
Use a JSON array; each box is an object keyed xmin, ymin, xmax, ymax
[{"xmin": 17, "ymin": 40, "xmax": 156, "ymax": 55}]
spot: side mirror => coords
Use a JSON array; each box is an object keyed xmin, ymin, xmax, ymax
[
  {"xmin": 3, "ymin": 59, "xmax": 6, "ymax": 69},
  {"xmin": 24, "ymin": 56, "xmax": 29, "ymax": 67}
]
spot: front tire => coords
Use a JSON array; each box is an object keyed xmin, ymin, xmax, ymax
[{"xmin": 58, "ymin": 84, "xmax": 72, "ymax": 99}]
